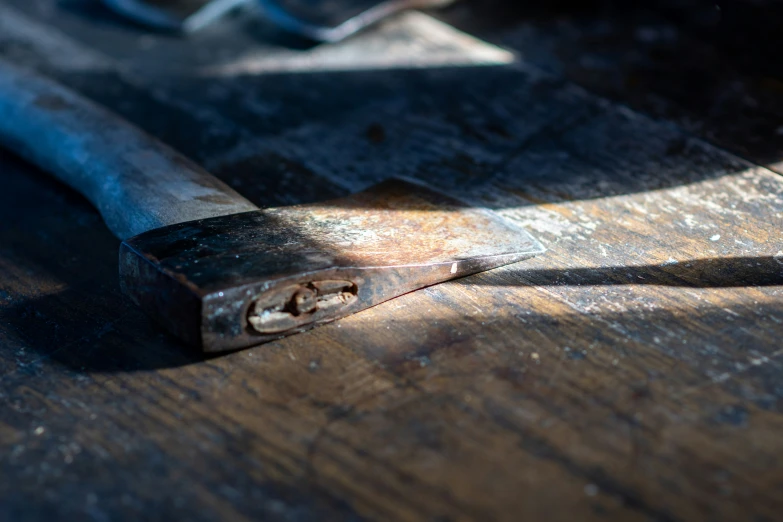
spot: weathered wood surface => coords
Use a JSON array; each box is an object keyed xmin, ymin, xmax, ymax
[
  {"xmin": 1, "ymin": 1, "xmax": 782, "ymax": 521},
  {"xmin": 442, "ymin": 0, "xmax": 783, "ymax": 174}
]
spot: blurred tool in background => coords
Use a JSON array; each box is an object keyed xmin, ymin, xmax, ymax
[{"xmin": 101, "ymin": 0, "xmax": 458, "ymax": 41}]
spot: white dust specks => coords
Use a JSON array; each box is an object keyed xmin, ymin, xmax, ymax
[{"xmin": 499, "ymin": 205, "xmax": 598, "ymax": 243}]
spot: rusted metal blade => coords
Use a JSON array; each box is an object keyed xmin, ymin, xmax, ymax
[{"xmin": 120, "ymin": 178, "xmax": 544, "ymax": 352}]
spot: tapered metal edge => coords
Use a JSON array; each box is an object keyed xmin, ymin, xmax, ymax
[
  {"xmin": 117, "ymin": 179, "xmax": 546, "ymax": 353},
  {"xmin": 119, "ymin": 243, "xmax": 539, "ymax": 353}
]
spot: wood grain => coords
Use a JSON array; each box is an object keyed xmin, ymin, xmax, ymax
[
  {"xmin": 1, "ymin": 2, "xmax": 782, "ymax": 521},
  {"xmin": 441, "ymin": 0, "xmax": 783, "ymax": 174}
]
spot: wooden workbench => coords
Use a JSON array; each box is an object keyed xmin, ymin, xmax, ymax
[{"xmin": 1, "ymin": 1, "xmax": 782, "ymax": 520}]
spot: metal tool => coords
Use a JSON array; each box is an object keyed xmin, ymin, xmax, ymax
[
  {"xmin": 101, "ymin": 0, "xmax": 457, "ymax": 41},
  {"xmin": 257, "ymin": 0, "xmax": 457, "ymax": 42},
  {"xmin": 0, "ymin": 59, "xmax": 543, "ymax": 352},
  {"xmin": 102, "ymin": 0, "xmax": 252, "ymax": 34}
]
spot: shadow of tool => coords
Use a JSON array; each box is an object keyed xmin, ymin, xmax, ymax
[
  {"xmin": 0, "ymin": 151, "xmax": 208, "ymax": 373},
  {"xmin": 470, "ymin": 257, "xmax": 783, "ymax": 288}
]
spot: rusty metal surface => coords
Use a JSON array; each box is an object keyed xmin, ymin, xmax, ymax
[{"xmin": 121, "ymin": 178, "xmax": 544, "ymax": 352}]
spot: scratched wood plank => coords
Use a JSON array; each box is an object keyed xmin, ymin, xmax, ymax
[
  {"xmin": 1, "ymin": 2, "xmax": 783, "ymax": 521},
  {"xmin": 440, "ymin": 0, "xmax": 783, "ymax": 174}
]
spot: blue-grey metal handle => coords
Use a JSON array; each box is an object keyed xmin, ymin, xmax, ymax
[{"xmin": 0, "ymin": 59, "xmax": 258, "ymax": 240}]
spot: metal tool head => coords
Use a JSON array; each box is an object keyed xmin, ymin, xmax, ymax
[
  {"xmin": 102, "ymin": 0, "xmax": 252, "ymax": 33},
  {"xmin": 120, "ymin": 178, "xmax": 543, "ymax": 352},
  {"xmin": 101, "ymin": 0, "xmax": 456, "ymax": 40},
  {"xmin": 258, "ymin": 0, "xmax": 458, "ymax": 42}
]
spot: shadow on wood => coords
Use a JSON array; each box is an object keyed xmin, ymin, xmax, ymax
[{"xmin": 466, "ymin": 257, "xmax": 783, "ymax": 288}]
